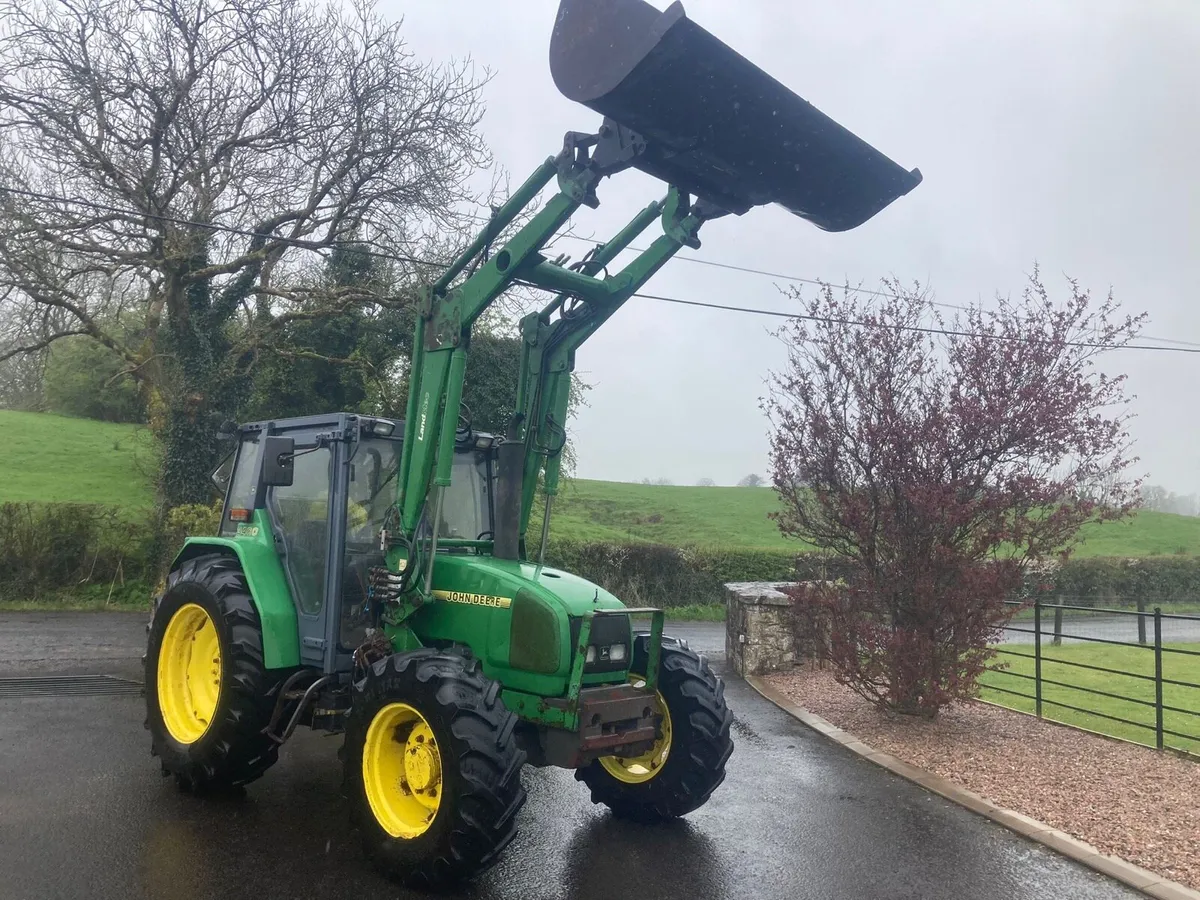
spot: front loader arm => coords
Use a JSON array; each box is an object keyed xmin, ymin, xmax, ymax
[
  {"xmin": 392, "ymin": 126, "xmax": 718, "ymax": 590},
  {"xmin": 395, "ymin": 157, "xmax": 573, "ymax": 539},
  {"xmin": 513, "ymin": 188, "xmax": 717, "ymax": 549}
]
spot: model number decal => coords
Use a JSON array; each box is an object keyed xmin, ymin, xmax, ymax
[
  {"xmin": 235, "ymin": 523, "xmax": 260, "ymax": 537},
  {"xmin": 432, "ymin": 590, "xmax": 511, "ymax": 609}
]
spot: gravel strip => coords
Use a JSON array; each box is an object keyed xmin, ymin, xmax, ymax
[{"xmin": 767, "ymin": 665, "xmax": 1200, "ymax": 890}]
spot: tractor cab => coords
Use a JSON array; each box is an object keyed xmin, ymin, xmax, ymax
[{"xmin": 211, "ymin": 413, "xmax": 498, "ymax": 671}]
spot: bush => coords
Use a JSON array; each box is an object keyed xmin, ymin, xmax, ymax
[
  {"xmin": 17, "ymin": 502, "xmax": 1200, "ymax": 620},
  {"xmin": 544, "ymin": 540, "xmax": 805, "ymax": 608},
  {"xmin": 162, "ymin": 502, "xmax": 221, "ymax": 551},
  {"xmin": 43, "ymin": 336, "xmax": 145, "ymax": 423},
  {"xmin": 788, "ymin": 564, "xmax": 1018, "ymax": 718},
  {"xmin": 545, "ymin": 540, "xmax": 726, "ymax": 607},
  {"xmin": 0, "ymin": 502, "xmax": 155, "ymax": 605}
]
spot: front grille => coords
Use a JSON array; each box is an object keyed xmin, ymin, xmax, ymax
[{"xmin": 571, "ymin": 612, "xmax": 632, "ymax": 674}]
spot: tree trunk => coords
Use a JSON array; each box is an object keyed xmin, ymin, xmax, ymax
[
  {"xmin": 157, "ymin": 261, "xmax": 243, "ymax": 507},
  {"xmin": 160, "ymin": 396, "xmax": 220, "ymax": 506}
]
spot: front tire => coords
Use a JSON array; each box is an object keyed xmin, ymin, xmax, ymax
[
  {"xmin": 145, "ymin": 553, "xmax": 282, "ymax": 791},
  {"xmin": 576, "ymin": 635, "xmax": 734, "ymax": 821},
  {"xmin": 342, "ymin": 650, "xmax": 527, "ymax": 888}
]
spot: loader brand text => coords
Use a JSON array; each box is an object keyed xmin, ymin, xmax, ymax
[
  {"xmin": 417, "ymin": 392, "xmax": 430, "ymax": 441},
  {"xmin": 432, "ymin": 590, "xmax": 512, "ymax": 609}
]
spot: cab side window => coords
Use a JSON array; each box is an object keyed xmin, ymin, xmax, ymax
[{"xmin": 219, "ymin": 435, "xmax": 263, "ymax": 536}]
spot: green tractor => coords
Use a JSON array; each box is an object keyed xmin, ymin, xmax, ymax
[{"xmin": 143, "ymin": 0, "xmax": 920, "ymax": 886}]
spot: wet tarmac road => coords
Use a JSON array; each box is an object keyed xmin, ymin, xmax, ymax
[
  {"xmin": 0, "ymin": 613, "xmax": 1141, "ymax": 900},
  {"xmin": 999, "ymin": 613, "xmax": 1200, "ymax": 646}
]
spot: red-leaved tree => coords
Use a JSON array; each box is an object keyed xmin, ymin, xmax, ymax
[{"xmin": 764, "ymin": 270, "xmax": 1144, "ymax": 717}]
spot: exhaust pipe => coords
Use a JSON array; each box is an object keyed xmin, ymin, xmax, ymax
[{"xmin": 493, "ymin": 437, "xmax": 524, "ymax": 561}]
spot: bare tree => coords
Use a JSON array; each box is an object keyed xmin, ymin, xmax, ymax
[
  {"xmin": 0, "ymin": 293, "xmax": 68, "ymax": 408},
  {"xmin": 1138, "ymin": 484, "xmax": 1200, "ymax": 517},
  {"xmin": 1141, "ymin": 484, "xmax": 1169, "ymax": 512},
  {"xmin": 0, "ymin": 0, "xmax": 489, "ymax": 502},
  {"xmin": 737, "ymin": 473, "xmax": 765, "ymax": 487},
  {"xmin": 695, "ymin": 477, "xmax": 716, "ymax": 487}
]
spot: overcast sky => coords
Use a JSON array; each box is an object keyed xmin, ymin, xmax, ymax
[{"xmin": 387, "ymin": 0, "xmax": 1200, "ymax": 490}]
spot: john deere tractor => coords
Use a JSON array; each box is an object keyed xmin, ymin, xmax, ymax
[{"xmin": 143, "ymin": 0, "xmax": 921, "ymax": 886}]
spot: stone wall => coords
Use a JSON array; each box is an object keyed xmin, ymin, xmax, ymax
[{"xmin": 724, "ymin": 582, "xmax": 797, "ymax": 677}]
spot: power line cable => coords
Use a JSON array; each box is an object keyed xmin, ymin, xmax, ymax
[
  {"xmin": 550, "ymin": 228, "xmax": 1200, "ymax": 350},
  {"xmin": 629, "ymin": 291, "xmax": 1200, "ymax": 354},
  {"xmin": 4, "ymin": 183, "xmax": 1198, "ymax": 354}
]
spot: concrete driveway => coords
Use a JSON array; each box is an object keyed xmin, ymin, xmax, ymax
[{"xmin": 0, "ymin": 611, "xmax": 1140, "ymax": 900}]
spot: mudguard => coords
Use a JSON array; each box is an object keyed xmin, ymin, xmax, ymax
[{"xmin": 171, "ymin": 536, "xmax": 300, "ymax": 669}]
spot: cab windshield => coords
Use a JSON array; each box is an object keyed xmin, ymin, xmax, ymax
[
  {"xmin": 347, "ymin": 439, "xmax": 493, "ymax": 544},
  {"xmin": 439, "ymin": 451, "xmax": 494, "ymax": 541}
]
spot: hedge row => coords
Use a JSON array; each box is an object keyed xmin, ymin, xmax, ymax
[
  {"xmin": 0, "ymin": 502, "xmax": 156, "ymax": 605},
  {"xmin": 4, "ymin": 501, "xmax": 1199, "ymax": 611},
  {"xmin": 1021, "ymin": 556, "xmax": 1200, "ymax": 606},
  {"xmin": 0, "ymin": 501, "xmax": 218, "ymax": 606}
]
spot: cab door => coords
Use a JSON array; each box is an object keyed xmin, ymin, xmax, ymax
[{"xmin": 262, "ymin": 424, "xmax": 346, "ymax": 669}]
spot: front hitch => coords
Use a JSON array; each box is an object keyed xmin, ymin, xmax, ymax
[{"xmin": 563, "ymin": 607, "xmax": 664, "ymax": 730}]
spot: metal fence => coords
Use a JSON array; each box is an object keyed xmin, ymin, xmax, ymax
[{"xmin": 985, "ymin": 599, "xmax": 1200, "ymax": 755}]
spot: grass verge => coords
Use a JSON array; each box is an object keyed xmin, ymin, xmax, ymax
[
  {"xmin": 0, "ymin": 582, "xmax": 152, "ymax": 612},
  {"xmin": 979, "ymin": 640, "xmax": 1200, "ymax": 754}
]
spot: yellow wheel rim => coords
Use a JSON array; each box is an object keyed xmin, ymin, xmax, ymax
[
  {"xmin": 157, "ymin": 603, "xmax": 222, "ymax": 745},
  {"xmin": 600, "ymin": 679, "xmax": 672, "ymax": 785},
  {"xmin": 363, "ymin": 703, "xmax": 443, "ymax": 839}
]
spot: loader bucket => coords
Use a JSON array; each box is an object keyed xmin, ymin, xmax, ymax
[{"xmin": 550, "ymin": 0, "xmax": 922, "ymax": 231}]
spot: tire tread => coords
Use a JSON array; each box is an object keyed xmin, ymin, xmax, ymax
[
  {"xmin": 575, "ymin": 637, "xmax": 734, "ymax": 822},
  {"xmin": 146, "ymin": 552, "xmax": 282, "ymax": 791},
  {"xmin": 342, "ymin": 649, "xmax": 526, "ymax": 888}
]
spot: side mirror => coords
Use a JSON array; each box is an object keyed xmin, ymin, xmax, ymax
[
  {"xmin": 216, "ymin": 419, "xmax": 239, "ymax": 442},
  {"xmin": 262, "ymin": 436, "xmax": 295, "ymax": 487}
]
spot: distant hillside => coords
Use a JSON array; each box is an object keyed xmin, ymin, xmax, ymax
[
  {"xmin": 549, "ymin": 478, "xmax": 1200, "ymax": 559},
  {"xmin": 0, "ymin": 410, "xmax": 157, "ymax": 508},
  {"xmin": 549, "ymin": 479, "xmax": 793, "ymax": 549},
  {"xmin": 1, "ymin": 410, "xmax": 1196, "ymax": 558}
]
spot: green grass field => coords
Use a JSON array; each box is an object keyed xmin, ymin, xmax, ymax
[
  {"xmin": 552, "ymin": 477, "xmax": 1200, "ymax": 558},
  {"xmin": 0, "ymin": 410, "xmax": 158, "ymax": 508},
  {"xmin": 3, "ymin": 409, "xmax": 1200, "ymax": 558},
  {"xmin": 979, "ymin": 641, "xmax": 1200, "ymax": 754}
]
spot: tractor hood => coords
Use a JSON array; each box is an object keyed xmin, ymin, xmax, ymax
[
  {"xmin": 411, "ymin": 554, "xmax": 632, "ymax": 695},
  {"xmin": 429, "ymin": 554, "xmax": 626, "ymax": 617}
]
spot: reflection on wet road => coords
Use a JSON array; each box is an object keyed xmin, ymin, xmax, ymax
[
  {"xmin": 0, "ymin": 643, "xmax": 1138, "ymax": 900},
  {"xmin": 0, "ymin": 614, "xmax": 1142, "ymax": 900}
]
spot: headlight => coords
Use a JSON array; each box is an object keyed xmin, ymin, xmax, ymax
[
  {"xmin": 586, "ymin": 642, "xmax": 627, "ymax": 664},
  {"xmin": 572, "ymin": 613, "xmax": 632, "ymax": 673}
]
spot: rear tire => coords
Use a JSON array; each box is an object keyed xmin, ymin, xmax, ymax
[
  {"xmin": 145, "ymin": 553, "xmax": 282, "ymax": 792},
  {"xmin": 342, "ymin": 650, "xmax": 527, "ymax": 889},
  {"xmin": 576, "ymin": 635, "xmax": 734, "ymax": 821}
]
